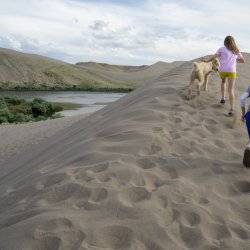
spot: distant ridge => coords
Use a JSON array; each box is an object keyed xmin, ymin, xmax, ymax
[
  {"xmin": 0, "ymin": 47, "xmax": 183, "ymax": 91},
  {"xmin": 76, "ymin": 60, "xmax": 184, "ymax": 86}
]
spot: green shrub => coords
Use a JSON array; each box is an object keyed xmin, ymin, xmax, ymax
[
  {"xmin": 35, "ymin": 115, "xmax": 47, "ymax": 121},
  {"xmin": 31, "ymin": 98, "xmax": 55, "ymax": 117},
  {"xmin": 0, "ymin": 97, "xmax": 64, "ymax": 124},
  {"xmin": 0, "ymin": 98, "xmax": 7, "ymax": 109},
  {"xmin": 8, "ymin": 103, "xmax": 32, "ymax": 114},
  {"xmin": 4, "ymin": 97, "xmax": 24, "ymax": 105},
  {"xmin": 0, "ymin": 108, "xmax": 15, "ymax": 123},
  {"xmin": 52, "ymin": 104, "xmax": 63, "ymax": 112},
  {"xmin": 0, "ymin": 116, "xmax": 8, "ymax": 123},
  {"xmin": 31, "ymin": 100, "xmax": 48, "ymax": 117},
  {"xmin": 12, "ymin": 113, "xmax": 33, "ymax": 123}
]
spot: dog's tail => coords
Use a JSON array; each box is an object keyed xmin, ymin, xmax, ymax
[{"xmin": 193, "ymin": 62, "xmax": 199, "ymax": 72}]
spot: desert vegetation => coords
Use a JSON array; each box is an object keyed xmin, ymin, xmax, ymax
[{"xmin": 0, "ymin": 97, "xmax": 65, "ymax": 124}]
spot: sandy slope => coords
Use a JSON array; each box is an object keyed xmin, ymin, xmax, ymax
[
  {"xmin": 0, "ymin": 115, "xmax": 88, "ymax": 166},
  {"xmin": 0, "ymin": 55, "xmax": 249, "ymax": 249}
]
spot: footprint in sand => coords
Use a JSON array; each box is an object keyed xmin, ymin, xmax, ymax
[
  {"xmin": 205, "ymin": 223, "xmax": 231, "ymax": 240},
  {"xmin": 34, "ymin": 218, "xmax": 85, "ymax": 250},
  {"xmin": 205, "ymin": 118, "xmax": 218, "ymax": 125},
  {"xmin": 88, "ymin": 162, "xmax": 110, "ymax": 173},
  {"xmin": 34, "ymin": 236, "xmax": 61, "ymax": 250},
  {"xmin": 149, "ymin": 144, "xmax": 162, "ymax": 155},
  {"xmin": 43, "ymin": 183, "xmax": 91, "ymax": 204},
  {"xmin": 233, "ymin": 181, "xmax": 250, "ymax": 194},
  {"xmin": 75, "ymin": 200, "xmax": 100, "ymax": 211},
  {"xmin": 74, "ymin": 170, "xmax": 94, "ymax": 182},
  {"xmin": 157, "ymin": 194, "xmax": 168, "ymax": 208},
  {"xmin": 199, "ymin": 197, "xmax": 209, "ymax": 205},
  {"xmin": 41, "ymin": 172, "xmax": 68, "ymax": 188},
  {"xmin": 102, "ymin": 200, "xmax": 139, "ymax": 220},
  {"xmin": 205, "ymin": 125, "xmax": 218, "ymax": 133},
  {"xmin": 175, "ymin": 117, "xmax": 182, "ymax": 123},
  {"xmin": 153, "ymin": 126, "xmax": 164, "ymax": 132},
  {"xmin": 181, "ymin": 210, "xmax": 201, "ymax": 226},
  {"xmin": 131, "ymin": 172, "xmax": 146, "ymax": 186},
  {"xmin": 170, "ymin": 131, "xmax": 181, "ymax": 139},
  {"xmin": 141, "ymin": 239, "xmax": 165, "ymax": 250},
  {"xmin": 179, "ymin": 222, "xmax": 204, "ymax": 249},
  {"xmin": 230, "ymin": 225, "xmax": 249, "ymax": 240},
  {"xmin": 122, "ymin": 186, "xmax": 151, "ymax": 203},
  {"xmin": 136, "ymin": 157, "xmax": 156, "ymax": 169},
  {"xmin": 213, "ymin": 139, "xmax": 226, "ymax": 148},
  {"xmin": 89, "ymin": 188, "xmax": 108, "ymax": 202},
  {"xmin": 90, "ymin": 225, "xmax": 134, "ymax": 249}
]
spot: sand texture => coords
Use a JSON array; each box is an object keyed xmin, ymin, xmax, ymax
[
  {"xmin": 0, "ymin": 55, "xmax": 249, "ymax": 249},
  {"xmin": 0, "ymin": 115, "xmax": 88, "ymax": 166}
]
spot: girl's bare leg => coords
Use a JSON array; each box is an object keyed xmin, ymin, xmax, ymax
[
  {"xmin": 221, "ymin": 78, "xmax": 226, "ymax": 100},
  {"xmin": 228, "ymin": 78, "xmax": 236, "ymax": 111}
]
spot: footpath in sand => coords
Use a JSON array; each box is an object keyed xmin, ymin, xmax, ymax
[{"xmin": 0, "ymin": 56, "xmax": 249, "ymax": 250}]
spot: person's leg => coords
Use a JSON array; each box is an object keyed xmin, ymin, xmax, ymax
[
  {"xmin": 227, "ymin": 77, "xmax": 236, "ymax": 113},
  {"xmin": 243, "ymin": 111, "xmax": 250, "ymax": 167},
  {"xmin": 220, "ymin": 78, "xmax": 226, "ymax": 102},
  {"xmin": 245, "ymin": 111, "xmax": 250, "ymax": 141}
]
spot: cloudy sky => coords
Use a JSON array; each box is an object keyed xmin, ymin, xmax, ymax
[{"xmin": 0, "ymin": 0, "xmax": 249, "ymax": 65}]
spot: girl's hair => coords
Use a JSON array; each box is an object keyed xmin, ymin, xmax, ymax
[{"xmin": 224, "ymin": 36, "xmax": 240, "ymax": 54}]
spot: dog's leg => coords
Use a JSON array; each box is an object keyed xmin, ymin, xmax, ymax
[
  {"xmin": 187, "ymin": 80, "xmax": 195, "ymax": 100},
  {"xmin": 197, "ymin": 72, "xmax": 204, "ymax": 95},
  {"xmin": 203, "ymin": 74, "xmax": 210, "ymax": 91},
  {"xmin": 197, "ymin": 82, "xmax": 201, "ymax": 96}
]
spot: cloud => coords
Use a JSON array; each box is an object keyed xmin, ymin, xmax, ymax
[{"xmin": 0, "ymin": 0, "xmax": 249, "ymax": 65}]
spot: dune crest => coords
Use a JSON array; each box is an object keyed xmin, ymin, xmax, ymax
[{"xmin": 0, "ymin": 55, "xmax": 249, "ymax": 249}]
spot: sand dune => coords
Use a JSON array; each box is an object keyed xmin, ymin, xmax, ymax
[
  {"xmin": 0, "ymin": 55, "xmax": 249, "ymax": 249},
  {"xmin": 0, "ymin": 114, "xmax": 88, "ymax": 166},
  {"xmin": 76, "ymin": 61, "xmax": 183, "ymax": 87},
  {"xmin": 0, "ymin": 48, "xmax": 181, "ymax": 91}
]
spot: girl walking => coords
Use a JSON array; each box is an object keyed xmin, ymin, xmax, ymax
[{"xmin": 205, "ymin": 36, "xmax": 245, "ymax": 116}]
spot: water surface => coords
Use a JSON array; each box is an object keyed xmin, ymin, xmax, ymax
[{"xmin": 0, "ymin": 91, "xmax": 126, "ymax": 116}]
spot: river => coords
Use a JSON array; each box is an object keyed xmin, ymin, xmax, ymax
[{"xmin": 0, "ymin": 91, "xmax": 126, "ymax": 116}]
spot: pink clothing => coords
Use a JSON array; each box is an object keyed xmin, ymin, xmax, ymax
[{"xmin": 216, "ymin": 46, "xmax": 243, "ymax": 73}]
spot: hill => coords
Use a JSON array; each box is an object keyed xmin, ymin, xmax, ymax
[
  {"xmin": 0, "ymin": 48, "xmax": 181, "ymax": 91},
  {"xmin": 76, "ymin": 60, "xmax": 183, "ymax": 86},
  {"xmin": 0, "ymin": 54, "xmax": 249, "ymax": 249}
]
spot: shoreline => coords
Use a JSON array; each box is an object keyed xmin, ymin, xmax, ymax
[{"xmin": 0, "ymin": 86, "xmax": 134, "ymax": 93}]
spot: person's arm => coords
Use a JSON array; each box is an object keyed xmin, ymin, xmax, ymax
[
  {"xmin": 240, "ymin": 91, "xmax": 250, "ymax": 121},
  {"xmin": 237, "ymin": 53, "xmax": 245, "ymax": 63}
]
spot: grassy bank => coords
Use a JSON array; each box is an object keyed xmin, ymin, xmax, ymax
[
  {"xmin": 0, "ymin": 82, "xmax": 134, "ymax": 93},
  {"xmin": 52, "ymin": 102, "xmax": 82, "ymax": 111}
]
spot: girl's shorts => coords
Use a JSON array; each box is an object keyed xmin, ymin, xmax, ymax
[{"xmin": 219, "ymin": 72, "xmax": 237, "ymax": 79}]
